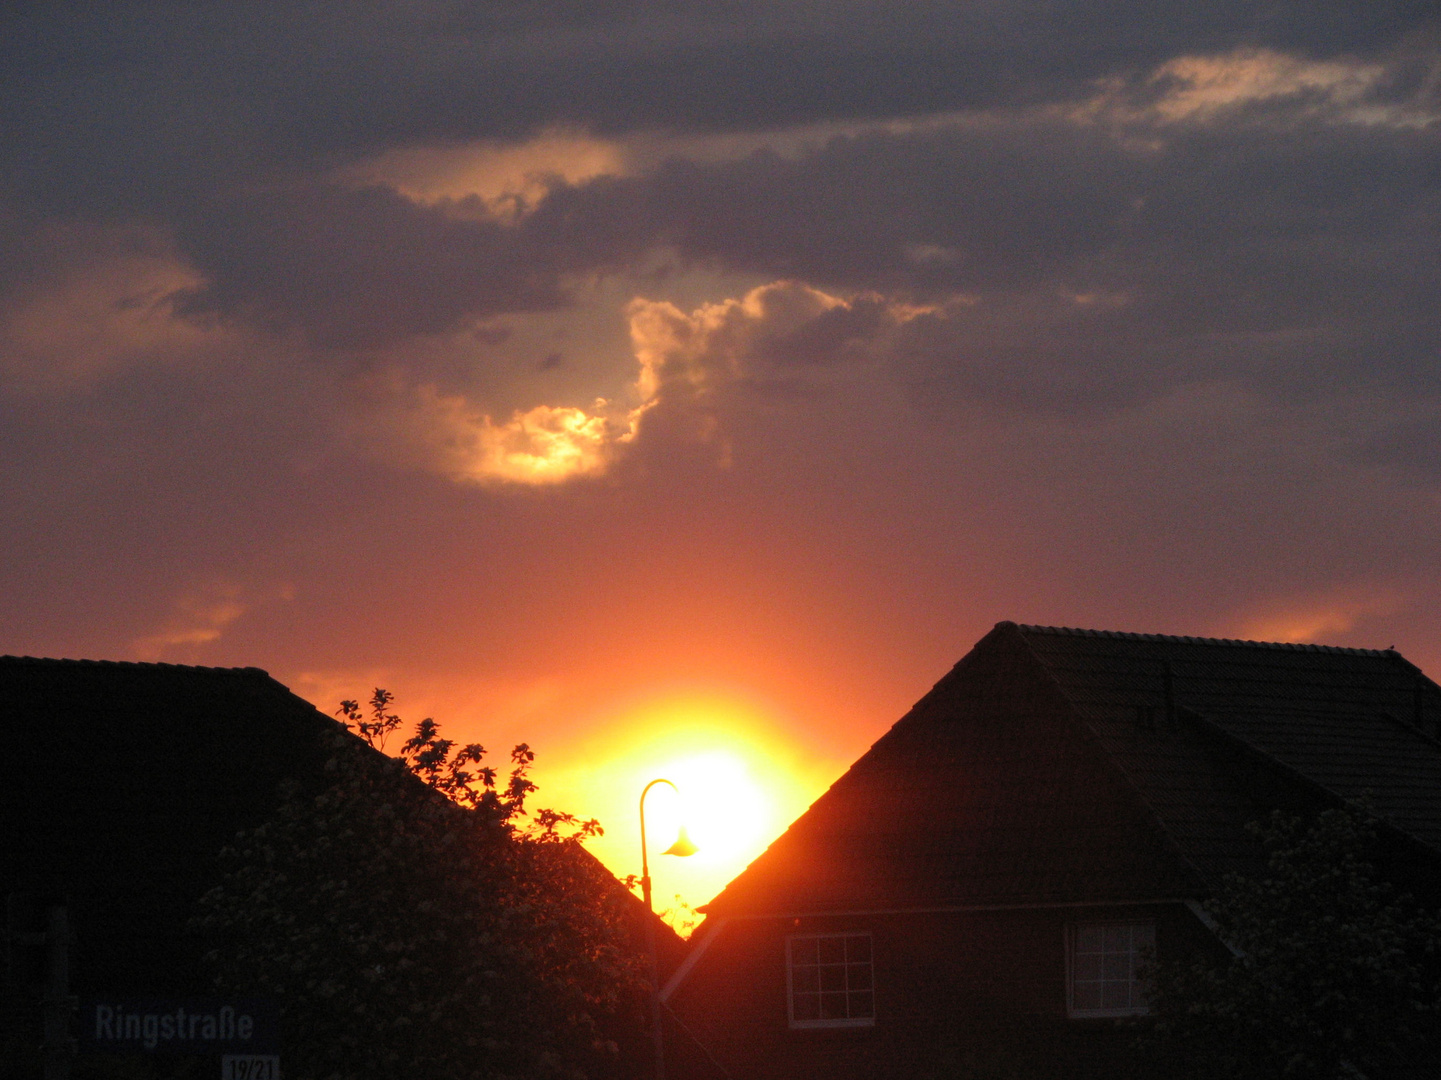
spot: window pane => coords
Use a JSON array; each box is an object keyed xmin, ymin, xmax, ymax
[
  {"xmin": 1102, "ymin": 980, "xmax": 1132, "ymax": 1011},
  {"xmin": 790, "ymin": 934, "xmax": 874, "ymax": 1026},
  {"xmin": 1073, "ymin": 982, "xmax": 1103, "ymax": 1011},
  {"xmin": 1071, "ymin": 922, "xmax": 1155, "ymax": 1016}
]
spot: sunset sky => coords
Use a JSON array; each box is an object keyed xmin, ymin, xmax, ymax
[{"xmin": 3, "ymin": 2, "xmax": 1440, "ymax": 912}]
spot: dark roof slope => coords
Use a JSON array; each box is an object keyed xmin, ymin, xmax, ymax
[
  {"xmin": 706, "ymin": 624, "xmax": 1199, "ymax": 915},
  {"xmin": 704, "ymin": 622, "xmax": 1441, "ymax": 919},
  {"xmin": 1014, "ymin": 624, "xmax": 1441, "ymax": 859},
  {"xmin": 0, "ymin": 655, "xmax": 342, "ymax": 992}
]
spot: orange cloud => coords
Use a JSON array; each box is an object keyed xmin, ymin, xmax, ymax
[
  {"xmin": 1151, "ymin": 48, "xmax": 1386, "ymax": 122},
  {"xmin": 132, "ymin": 582, "xmax": 246, "ymax": 659},
  {"xmin": 627, "ymin": 280, "xmax": 849, "ymax": 401},
  {"xmin": 132, "ymin": 580, "xmax": 297, "ymax": 661},
  {"xmin": 1073, "ymin": 47, "xmax": 1434, "ymax": 130},
  {"xmin": 371, "ymin": 280, "xmax": 918, "ymax": 486},
  {"xmin": 341, "ymin": 127, "xmax": 628, "ymax": 221},
  {"xmin": 0, "ymin": 244, "xmax": 217, "ymax": 392},
  {"xmin": 1233, "ymin": 584, "xmax": 1407, "ymax": 645},
  {"xmin": 371, "ymin": 381, "xmax": 632, "ymax": 485}
]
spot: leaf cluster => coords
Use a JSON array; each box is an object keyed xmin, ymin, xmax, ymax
[{"xmin": 338, "ymin": 691, "xmax": 602, "ymax": 843}]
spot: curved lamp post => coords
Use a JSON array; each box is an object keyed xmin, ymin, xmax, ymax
[{"xmin": 640, "ymin": 779, "xmax": 697, "ymax": 1080}]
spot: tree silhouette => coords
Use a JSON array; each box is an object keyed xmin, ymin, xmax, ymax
[
  {"xmin": 1142, "ymin": 807, "xmax": 1441, "ymax": 1080},
  {"xmin": 197, "ymin": 692, "xmax": 643, "ymax": 1080}
]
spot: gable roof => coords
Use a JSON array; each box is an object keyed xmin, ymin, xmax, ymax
[{"xmin": 701, "ymin": 622, "xmax": 1441, "ymax": 920}]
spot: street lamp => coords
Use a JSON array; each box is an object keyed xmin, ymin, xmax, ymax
[{"xmin": 639, "ymin": 778, "xmax": 697, "ymax": 1080}]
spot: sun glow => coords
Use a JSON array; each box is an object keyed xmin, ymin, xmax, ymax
[
  {"xmin": 643, "ymin": 751, "xmax": 773, "ymax": 867},
  {"xmin": 537, "ymin": 691, "xmax": 842, "ymax": 932}
]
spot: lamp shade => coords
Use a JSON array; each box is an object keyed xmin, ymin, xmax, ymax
[{"xmin": 663, "ymin": 825, "xmax": 698, "ymax": 858}]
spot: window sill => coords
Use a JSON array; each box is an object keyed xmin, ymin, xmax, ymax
[
  {"xmin": 1067, "ymin": 1007, "xmax": 1151, "ymax": 1020},
  {"xmin": 789, "ymin": 1017, "xmax": 876, "ymax": 1030}
]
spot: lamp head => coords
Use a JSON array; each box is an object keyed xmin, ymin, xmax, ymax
[{"xmin": 663, "ymin": 825, "xmax": 698, "ymax": 858}]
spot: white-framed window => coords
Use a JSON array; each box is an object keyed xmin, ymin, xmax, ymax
[
  {"xmin": 1067, "ymin": 921, "xmax": 1155, "ymax": 1018},
  {"xmin": 787, "ymin": 931, "xmax": 875, "ymax": 1028}
]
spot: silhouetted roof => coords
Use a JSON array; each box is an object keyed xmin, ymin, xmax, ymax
[
  {"xmin": 704, "ymin": 622, "xmax": 1441, "ymax": 918},
  {"xmin": 0, "ymin": 655, "xmax": 342, "ymax": 992},
  {"xmin": 0, "ymin": 654, "xmax": 685, "ymax": 993}
]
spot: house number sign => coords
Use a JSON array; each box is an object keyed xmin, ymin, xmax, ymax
[{"xmin": 222, "ymin": 1054, "xmax": 281, "ymax": 1079}]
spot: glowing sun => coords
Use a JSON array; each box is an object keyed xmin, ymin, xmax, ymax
[{"xmin": 535, "ymin": 689, "xmax": 844, "ymax": 928}]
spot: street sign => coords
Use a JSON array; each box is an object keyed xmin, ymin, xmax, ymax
[{"xmin": 80, "ymin": 998, "xmax": 279, "ymax": 1056}]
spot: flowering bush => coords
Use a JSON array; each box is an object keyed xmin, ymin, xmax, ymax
[{"xmin": 196, "ymin": 692, "xmax": 646, "ymax": 1080}]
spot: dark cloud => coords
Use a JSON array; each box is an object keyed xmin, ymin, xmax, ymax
[
  {"xmin": 596, "ymin": 123, "xmax": 1140, "ymax": 291},
  {"xmin": 168, "ymin": 183, "xmax": 578, "ymax": 349},
  {"xmin": 5, "ymin": 39, "xmax": 1422, "ymax": 424},
  {"xmin": 745, "ymin": 293, "xmax": 897, "ymax": 368},
  {"xmin": 518, "ymin": 91, "xmax": 1440, "ymax": 412},
  {"xmin": 2, "ymin": 2, "xmax": 1434, "ymax": 217},
  {"xmin": 0, "ymin": 1, "xmax": 1434, "ymax": 409}
]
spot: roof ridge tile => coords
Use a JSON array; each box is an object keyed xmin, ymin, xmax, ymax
[
  {"xmin": 0, "ymin": 654, "xmax": 270, "ymax": 676},
  {"xmin": 1010, "ymin": 623, "xmax": 1392, "ymax": 657}
]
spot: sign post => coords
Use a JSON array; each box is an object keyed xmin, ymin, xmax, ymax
[{"xmin": 42, "ymin": 906, "xmax": 76, "ymax": 1080}]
